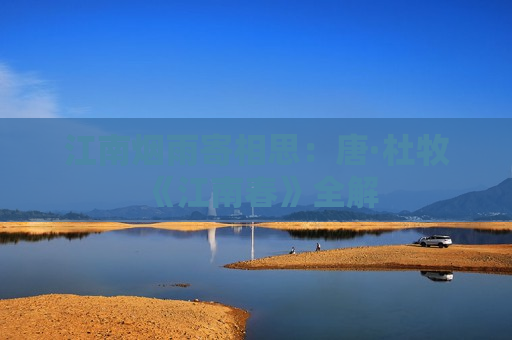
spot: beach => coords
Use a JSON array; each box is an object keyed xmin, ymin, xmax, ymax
[
  {"xmin": 225, "ymin": 244, "xmax": 512, "ymax": 274},
  {"xmin": 0, "ymin": 294, "xmax": 249, "ymax": 339}
]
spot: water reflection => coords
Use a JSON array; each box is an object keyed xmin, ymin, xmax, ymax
[
  {"xmin": 415, "ymin": 228, "xmax": 512, "ymax": 244},
  {"xmin": 251, "ymin": 223, "xmax": 255, "ymax": 260},
  {"xmin": 475, "ymin": 229, "xmax": 512, "ymax": 235},
  {"xmin": 0, "ymin": 232, "xmax": 96, "ymax": 245},
  {"xmin": 420, "ymin": 271, "xmax": 454, "ymax": 282},
  {"xmin": 287, "ymin": 229, "xmax": 390, "ymax": 240},
  {"xmin": 207, "ymin": 228, "xmax": 217, "ymax": 262},
  {"xmin": 3, "ymin": 226, "xmax": 512, "ymax": 252}
]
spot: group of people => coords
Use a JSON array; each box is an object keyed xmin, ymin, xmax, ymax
[{"xmin": 289, "ymin": 243, "xmax": 321, "ymax": 254}]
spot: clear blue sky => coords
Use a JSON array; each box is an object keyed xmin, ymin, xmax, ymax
[
  {"xmin": 1, "ymin": 2, "xmax": 512, "ymax": 211},
  {"xmin": 1, "ymin": 0, "xmax": 511, "ymax": 118}
]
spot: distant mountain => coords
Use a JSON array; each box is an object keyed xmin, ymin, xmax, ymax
[
  {"xmin": 299, "ymin": 187, "xmax": 486, "ymax": 213},
  {"xmin": 413, "ymin": 178, "xmax": 512, "ymax": 220},
  {"xmin": 86, "ymin": 202, "xmax": 388, "ymax": 220},
  {"xmin": 63, "ymin": 179, "xmax": 512, "ymax": 221},
  {"xmin": 0, "ymin": 209, "xmax": 90, "ymax": 221},
  {"xmin": 85, "ymin": 179, "xmax": 512, "ymax": 221},
  {"xmin": 375, "ymin": 187, "xmax": 486, "ymax": 213}
]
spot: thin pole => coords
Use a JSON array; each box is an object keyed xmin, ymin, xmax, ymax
[{"xmin": 251, "ymin": 222, "xmax": 254, "ymax": 260}]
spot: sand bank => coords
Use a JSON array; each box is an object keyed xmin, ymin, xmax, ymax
[
  {"xmin": 225, "ymin": 244, "xmax": 512, "ymax": 274},
  {"xmin": 0, "ymin": 221, "xmax": 238, "ymax": 234},
  {"xmin": 0, "ymin": 294, "xmax": 248, "ymax": 339}
]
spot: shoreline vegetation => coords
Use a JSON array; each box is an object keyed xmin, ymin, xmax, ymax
[
  {"xmin": 225, "ymin": 244, "xmax": 512, "ymax": 275},
  {"xmin": 2, "ymin": 221, "xmax": 512, "ymax": 235},
  {"xmin": 0, "ymin": 294, "xmax": 249, "ymax": 339}
]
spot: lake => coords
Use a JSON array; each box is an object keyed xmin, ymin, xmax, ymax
[{"xmin": 1, "ymin": 226, "xmax": 511, "ymax": 339}]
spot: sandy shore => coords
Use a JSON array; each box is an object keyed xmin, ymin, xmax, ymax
[
  {"xmin": 225, "ymin": 244, "xmax": 512, "ymax": 274},
  {"xmin": 0, "ymin": 221, "xmax": 238, "ymax": 234},
  {"xmin": 0, "ymin": 294, "xmax": 249, "ymax": 340},
  {"xmin": 257, "ymin": 221, "xmax": 512, "ymax": 231}
]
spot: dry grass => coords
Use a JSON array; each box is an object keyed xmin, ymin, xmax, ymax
[{"xmin": 0, "ymin": 221, "xmax": 239, "ymax": 234}]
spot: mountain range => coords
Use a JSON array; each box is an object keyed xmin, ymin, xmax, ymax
[
  {"xmin": 85, "ymin": 202, "xmax": 378, "ymax": 220},
  {"xmin": 85, "ymin": 178, "xmax": 512, "ymax": 221},
  {"xmin": 413, "ymin": 178, "xmax": 512, "ymax": 220},
  {"xmin": 3, "ymin": 178, "xmax": 511, "ymax": 221}
]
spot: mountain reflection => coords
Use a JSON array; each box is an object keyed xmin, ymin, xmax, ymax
[{"xmin": 0, "ymin": 232, "xmax": 96, "ymax": 245}]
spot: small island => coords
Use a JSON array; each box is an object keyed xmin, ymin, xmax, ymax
[{"xmin": 225, "ymin": 244, "xmax": 512, "ymax": 275}]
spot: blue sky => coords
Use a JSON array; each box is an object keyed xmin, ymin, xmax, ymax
[
  {"xmin": 1, "ymin": 0, "xmax": 511, "ymax": 118},
  {"xmin": 1, "ymin": 2, "xmax": 512, "ymax": 211}
]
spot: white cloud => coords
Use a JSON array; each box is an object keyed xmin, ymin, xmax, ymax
[{"xmin": 0, "ymin": 63, "xmax": 58, "ymax": 118}]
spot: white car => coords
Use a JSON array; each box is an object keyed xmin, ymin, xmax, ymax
[{"xmin": 417, "ymin": 235, "xmax": 452, "ymax": 248}]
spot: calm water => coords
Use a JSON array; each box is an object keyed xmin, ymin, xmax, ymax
[{"xmin": 1, "ymin": 226, "xmax": 511, "ymax": 339}]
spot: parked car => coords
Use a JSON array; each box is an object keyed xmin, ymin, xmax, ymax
[{"xmin": 417, "ymin": 235, "xmax": 452, "ymax": 248}]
